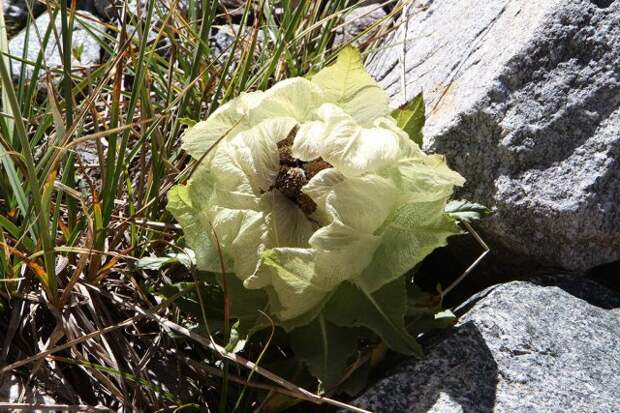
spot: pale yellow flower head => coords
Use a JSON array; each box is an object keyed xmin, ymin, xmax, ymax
[{"xmin": 168, "ymin": 48, "xmax": 465, "ymax": 324}]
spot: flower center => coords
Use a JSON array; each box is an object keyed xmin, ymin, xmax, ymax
[{"xmin": 271, "ymin": 126, "xmax": 332, "ymax": 216}]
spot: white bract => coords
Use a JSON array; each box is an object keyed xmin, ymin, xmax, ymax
[{"xmin": 168, "ymin": 48, "xmax": 465, "ymax": 323}]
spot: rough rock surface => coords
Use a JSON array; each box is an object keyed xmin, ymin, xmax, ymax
[
  {"xmin": 211, "ymin": 24, "xmax": 265, "ymax": 63},
  {"xmin": 343, "ymin": 277, "xmax": 620, "ymax": 413},
  {"xmin": 8, "ymin": 11, "xmax": 104, "ymax": 80},
  {"xmin": 334, "ymin": 4, "xmax": 387, "ymax": 47},
  {"xmin": 2, "ymin": 0, "xmax": 45, "ymax": 34},
  {"xmin": 219, "ymin": 0, "xmax": 247, "ymax": 16},
  {"xmin": 91, "ymin": 0, "xmax": 117, "ymax": 20},
  {"xmin": 2, "ymin": 1, "xmax": 103, "ymax": 32},
  {"xmin": 368, "ymin": 0, "xmax": 620, "ymax": 272}
]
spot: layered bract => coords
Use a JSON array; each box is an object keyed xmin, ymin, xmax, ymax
[{"xmin": 168, "ymin": 48, "xmax": 465, "ymax": 324}]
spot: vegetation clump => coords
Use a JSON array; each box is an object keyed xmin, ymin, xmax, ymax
[
  {"xmin": 168, "ymin": 47, "xmax": 466, "ymax": 388},
  {"xmin": 0, "ymin": 1, "xmax": 487, "ymax": 411}
]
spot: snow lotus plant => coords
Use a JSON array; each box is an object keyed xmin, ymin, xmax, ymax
[{"xmin": 167, "ymin": 47, "xmax": 466, "ymax": 387}]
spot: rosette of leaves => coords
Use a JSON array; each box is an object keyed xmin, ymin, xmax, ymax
[{"xmin": 167, "ymin": 47, "xmax": 466, "ymax": 389}]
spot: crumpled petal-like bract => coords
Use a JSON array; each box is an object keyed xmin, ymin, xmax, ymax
[{"xmin": 168, "ymin": 47, "xmax": 465, "ymax": 323}]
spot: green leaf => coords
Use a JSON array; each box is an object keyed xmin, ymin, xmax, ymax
[
  {"xmin": 0, "ymin": 215, "xmax": 34, "ymax": 252},
  {"xmin": 256, "ymin": 248, "xmax": 329, "ymax": 322},
  {"xmin": 166, "ymin": 183, "xmax": 222, "ymax": 273},
  {"xmin": 134, "ymin": 256, "xmax": 175, "ymax": 271},
  {"xmin": 224, "ymin": 272, "xmax": 269, "ymax": 324},
  {"xmin": 0, "ymin": 5, "xmax": 28, "ymax": 225},
  {"xmin": 226, "ymin": 321, "xmax": 247, "ymax": 353},
  {"xmin": 158, "ymin": 281, "xmax": 226, "ymax": 333},
  {"xmin": 289, "ymin": 314, "xmax": 358, "ymax": 391},
  {"xmin": 312, "ymin": 46, "xmax": 390, "ymax": 125},
  {"xmin": 406, "ymin": 286, "xmax": 457, "ymax": 336},
  {"xmin": 133, "ymin": 249, "xmax": 195, "ymax": 270},
  {"xmin": 325, "ymin": 277, "xmax": 422, "ymax": 356},
  {"xmin": 433, "ymin": 310, "xmax": 457, "ymax": 329},
  {"xmin": 158, "ymin": 272, "xmax": 269, "ymax": 349},
  {"xmin": 406, "ymin": 284, "xmax": 441, "ymax": 318},
  {"xmin": 445, "ymin": 199, "xmax": 493, "ymax": 223},
  {"xmin": 277, "ymin": 292, "xmax": 333, "ymax": 332},
  {"xmin": 178, "ymin": 117, "xmax": 197, "ymax": 127},
  {"xmin": 413, "ymin": 310, "xmax": 457, "ymax": 337},
  {"xmin": 356, "ymin": 199, "xmax": 462, "ymax": 293},
  {"xmin": 221, "ymin": 272, "xmax": 273, "ymax": 350},
  {"xmin": 72, "ymin": 44, "xmax": 85, "ymax": 61},
  {"xmin": 391, "ymin": 93, "xmax": 425, "ymax": 146},
  {"xmin": 338, "ymin": 357, "xmax": 371, "ymax": 397}
]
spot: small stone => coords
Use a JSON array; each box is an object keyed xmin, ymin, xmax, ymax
[
  {"xmin": 334, "ymin": 4, "xmax": 387, "ymax": 47},
  {"xmin": 8, "ymin": 11, "xmax": 104, "ymax": 81},
  {"xmin": 91, "ymin": 0, "xmax": 118, "ymax": 20},
  {"xmin": 2, "ymin": 0, "xmax": 46, "ymax": 34},
  {"xmin": 211, "ymin": 24, "xmax": 265, "ymax": 63},
  {"xmin": 219, "ymin": 0, "xmax": 245, "ymax": 16}
]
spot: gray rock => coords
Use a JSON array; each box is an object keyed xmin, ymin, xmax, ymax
[
  {"xmin": 126, "ymin": 0, "xmax": 188, "ymax": 17},
  {"xmin": 8, "ymin": 11, "xmax": 104, "ymax": 80},
  {"xmin": 219, "ymin": 0, "xmax": 246, "ymax": 16},
  {"xmin": 2, "ymin": 1, "xmax": 107, "ymax": 33},
  {"xmin": 334, "ymin": 4, "xmax": 387, "ymax": 47},
  {"xmin": 119, "ymin": 1, "xmax": 187, "ymax": 58},
  {"xmin": 91, "ymin": 0, "xmax": 117, "ymax": 19},
  {"xmin": 368, "ymin": 0, "xmax": 620, "ymax": 273},
  {"xmin": 218, "ymin": 0, "xmax": 298, "ymax": 16},
  {"xmin": 344, "ymin": 277, "xmax": 620, "ymax": 413},
  {"xmin": 2, "ymin": 0, "xmax": 46, "ymax": 34},
  {"xmin": 211, "ymin": 25, "xmax": 237, "ymax": 57},
  {"xmin": 84, "ymin": 0, "xmax": 149, "ymax": 21},
  {"xmin": 210, "ymin": 24, "xmax": 265, "ymax": 63}
]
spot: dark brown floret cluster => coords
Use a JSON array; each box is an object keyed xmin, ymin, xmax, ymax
[{"xmin": 270, "ymin": 125, "xmax": 332, "ymax": 215}]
